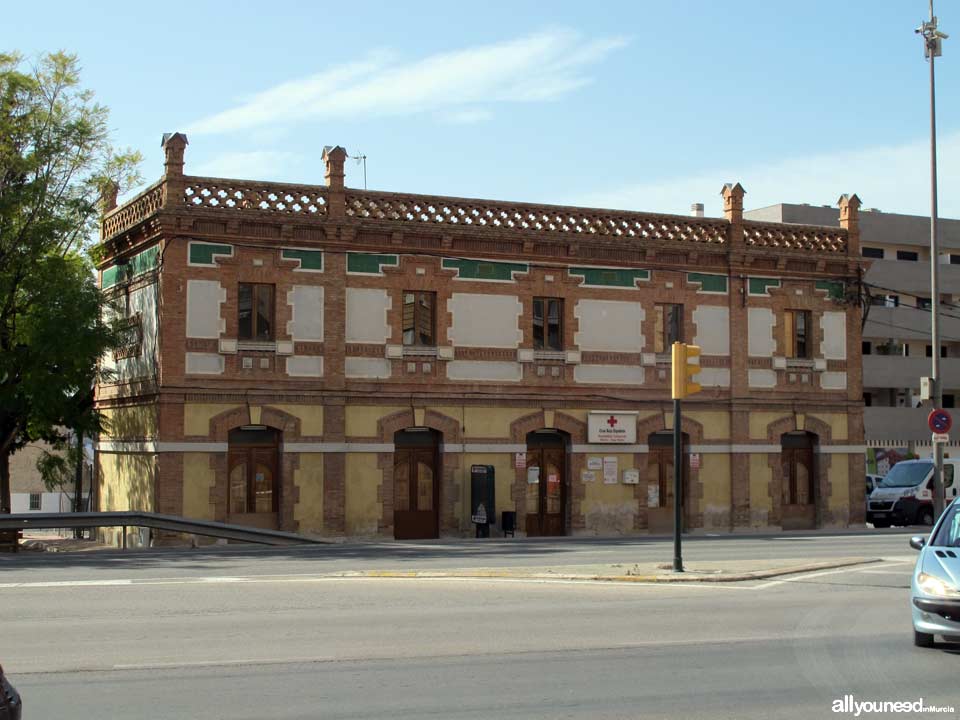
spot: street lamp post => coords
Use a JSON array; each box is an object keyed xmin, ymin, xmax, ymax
[{"xmin": 916, "ymin": 1, "xmax": 949, "ymax": 519}]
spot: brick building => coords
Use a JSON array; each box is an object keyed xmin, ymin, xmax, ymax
[{"xmin": 94, "ymin": 133, "xmax": 866, "ymax": 544}]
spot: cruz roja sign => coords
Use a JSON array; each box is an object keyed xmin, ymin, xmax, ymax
[{"xmin": 588, "ymin": 411, "xmax": 638, "ymax": 444}]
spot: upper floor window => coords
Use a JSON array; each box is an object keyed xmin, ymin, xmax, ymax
[
  {"xmin": 785, "ymin": 310, "xmax": 812, "ymax": 359},
  {"xmin": 897, "ymin": 250, "xmax": 919, "ymax": 262},
  {"xmin": 238, "ymin": 283, "xmax": 274, "ymax": 341},
  {"xmin": 402, "ymin": 291, "xmax": 436, "ymax": 346},
  {"xmin": 950, "ymin": 254, "xmax": 960, "ymax": 265},
  {"xmin": 533, "ymin": 298, "xmax": 563, "ymax": 351},
  {"xmin": 29, "ymin": 492, "xmax": 41, "ymax": 511},
  {"xmin": 862, "ymin": 247, "xmax": 884, "ymax": 259},
  {"xmin": 654, "ymin": 303, "xmax": 684, "ymax": 353},
  {"xmin": 862, "ymin": 341, "xmax": 872, "ymax": 355}
]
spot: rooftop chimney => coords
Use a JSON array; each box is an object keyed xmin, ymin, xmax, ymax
[{"xmin": 690, "ymin": 203, "xmax": 704, "ymax": 218}]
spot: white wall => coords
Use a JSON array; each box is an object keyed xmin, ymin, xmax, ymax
[
  {"xmin": 287, "ymin": 285, "xmax": 324, "ymax": 341},
  {"xmin": 447, "ymin": 294, "xmax": 522, "ymax": 347},
  {"xmin": 186, "ymin": 280, "xmax": 225, "ymax": 338},
  {"xmin": 346, "ymin": 288, "xmax": 391, "ymax": 344},
  {"xmin": 574, "ymin": 300, "xmax": 645, "ymax": 352},
  {"xmin": 748, "ymin": 308, "xmax": 776, "ymax": 357},
  {"xmin": 692, "ymin": 305, "xmax": 730, "ymax": 356}
]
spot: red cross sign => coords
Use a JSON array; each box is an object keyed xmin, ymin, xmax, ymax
[{"xmin": 607, "ymin": 415, "xmax": 619, "ymax": 428}]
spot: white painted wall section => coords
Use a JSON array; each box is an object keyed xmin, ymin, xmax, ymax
[
  {"xmin": 286, "ymin": 356, "xmax": 324, "ymax": 377},
  {"xmin": 820, "ymin": 371, "xmax": 848, "ymax": 390},
  {"xmin": 447, "ymin": 361, "xmax": 522, "ymax": 382},
  {"xmin": 345, "ymin": 357, "xmax": 393, "ymax": 379},
  {"xmin": 697, "ymin": 367, "xmax": 730, "ymax": 388},
  {"xmin": 575, "ymin": 364, "xmax": 644, "ymax": 385},
  {"xmin": 346, "ymin": 288, "xmax": 391, "ymax": 344},
  {"xmin": 748, "ymin": 308, "xmax": 776, "ymax": 357},
  {"xmin": 447, "ymin": 294, "xmax": 522, "ymax": 348},
  {"xmin": 185, "ymin": 353, "xmax": 224, "ymax": 375},
  {"xmin": 748, "ymin": 369, "xmax": 777, "ymax": 388},
  {"xmin": 692, "ymin": 305, "xmax": 729, "ymax": 355},
  {"xmin": 574, "ymin": 300, "xmax": 645, "ymax": 352},
  {"xmin": 820, "ymin": 311, "xmax": 847, "ymax": 360},
  {"xmin": 287, "ymin": 285, "xmax": 324, "ymax": 341},
  {"xmin": 186, "ymin": 280, "xmax": 225, "ymax": 339}
]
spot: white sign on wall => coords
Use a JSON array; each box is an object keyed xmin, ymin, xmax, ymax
[
  {"xmin": 603, "ymin": 456, "xmax": 618, "ymax": 484},
  {"xmin": 623, "ymin": 469, "xmax": 640, "ymax": 485},
  {"xmin": 588, "ymin": 412, "xmax": 638, "ymax": 444}
]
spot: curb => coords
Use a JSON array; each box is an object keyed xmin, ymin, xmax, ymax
[{"xmin": 353, "ymin": 558, "xmax": 882, "ymax": 584}]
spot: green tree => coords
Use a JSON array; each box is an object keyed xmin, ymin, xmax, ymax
[{"xmin": 0, "ymin": 51, "xmax": 141, "ymax": 513}]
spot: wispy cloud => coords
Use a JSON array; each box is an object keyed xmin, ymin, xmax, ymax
[
  {"xmin": 575, "ymin": 130, "xmax": 960, "ymax": 219},
  {"xmin": 187, "ymin": 29, "xmax": 627, "ymax": 134}
]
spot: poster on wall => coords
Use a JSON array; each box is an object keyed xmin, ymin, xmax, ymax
[
  {"xmin": 515, "ymin": 452, "xmax": 526, "ymax": 470},
  {"xmin": 647, "ymin": 484, "xmax": 660, "ymax": 507},
  {"xmin": 587, "ymin": 457, "xmax": 603, "ymax": 471},
  {"xmin": 623, "ymin": 469, "xmax": 639, "ymax": 485},
  {"xmin": 603, "ymin": 456, "xmax": 618, "ymax": 484},
  {"xmin": 581, "ymin": 470, "xmax": 596, "ymax": 482},
  {"xmin": 527, "ymin": 466, "xmax": 540, "ymax": 484}
]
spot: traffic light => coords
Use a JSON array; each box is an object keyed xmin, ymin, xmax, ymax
[{"xmin": 671, "ymin": 342, "xmax": 702, "ymax": 399}]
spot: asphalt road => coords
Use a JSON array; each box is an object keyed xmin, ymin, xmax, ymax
[{"xmin": 2, "ymin": 533, "xmax": 955, "ymax": 719}]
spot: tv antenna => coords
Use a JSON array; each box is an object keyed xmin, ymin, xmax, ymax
[{"xmin": 350, "ymin": 152, "xmax": 368, "ymax": 189}]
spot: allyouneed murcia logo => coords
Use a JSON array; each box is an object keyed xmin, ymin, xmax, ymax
[{"xmin": 832, "ymin": 696, "xmax": 956, "ymax": 716}]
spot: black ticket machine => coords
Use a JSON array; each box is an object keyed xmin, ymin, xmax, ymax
[{"xmin": 470, "ymin": 464, "xmax": 496, "ymax": 538}]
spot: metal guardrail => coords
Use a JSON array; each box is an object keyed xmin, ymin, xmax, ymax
[{"xmin": 0, "ymin": 512, "xmax": 327, "ymax": 548}]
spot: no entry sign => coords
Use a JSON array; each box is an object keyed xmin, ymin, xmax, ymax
[{"xmin": 928, "ymin": 409, "xmax": 953, "ymax": 434}]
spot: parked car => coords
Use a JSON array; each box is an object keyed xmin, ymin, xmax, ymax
[
  {"xmin": 866, "ymin": 474, "xmax": 884, "ymax": 497},
  {"xmin": 910, "ymin": 499, "xmax": 960, "ymax": 647},
  {"xmin": 0, "ymin": 664, "xmax": 21, "ymax": 720},
  {"xmin": 867, "ymin": 459, "xmax": 959, "ymax": 528}
]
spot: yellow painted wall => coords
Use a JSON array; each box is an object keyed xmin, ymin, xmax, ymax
[
  {"xmin": 699, "ymin": 454, "xmax": 731, "ymax": 529},
  {"xmin": 580, "ymin": 453, "xmax": 637, "ymax": 534},
  {"xmin": 182, "ymin": 454, "xmax": 215, "ymax": 520},
  {"xmin": 101, "ymin": 405, "xmax": 158, "ymax": 440},
  {"xmin": 184, "ymin": 403, "xmax": 242, "ymax": 436},
  {"xmin": 462, "ymin": 407, "xmax": 531, "ymax": 438},
  {"xmin": 268, "ymin": 404, "xmax": 324, "ymax": 436},
  {"xmin": 98, "ymin": 451, "xmax": 156, "ymax": 546},
  {"xmin": 294, "ymin": 454, "xmax": 324, "ymax": 534},
  {"xmin": 345, "ymin": 453, "xmax": 381, "ymax": 535},
  {"xmin": 827, "ymin": 455, "xmax": 850, "ymax": 522},
  {"xmin": 749, "ymin": 454, "xmax": 772, "ymax": 527},
  {"xmin": 749, "ymin": 413, "xmax": 788, "ymax": 441},
  {"xmin": 686, "ymin": 411, "xmax": 730, "ymax": 441},
  {"xmin": 345, "ymin": 406, "xmax": 406, "ymax": 437},
  {"xmin": 809, "ymin": 413, "xmax": 848, "ymax": 442}
]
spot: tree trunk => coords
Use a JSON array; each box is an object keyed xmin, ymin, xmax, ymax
[{"xmin": 0, "ymin": 449, "xmax": 10, "ymax": 514}]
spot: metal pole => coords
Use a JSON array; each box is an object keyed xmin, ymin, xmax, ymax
[
  {"xmin": 924, "ymin": 0, "xmax": 945, "ymax": 520},
  {"xmin": 673, "ymin": 398, "xmax": 683, "ymax": 572}
]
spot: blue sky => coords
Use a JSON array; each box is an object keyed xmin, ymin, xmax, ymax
[{"xmin": 6, "ymin": 0, "xmax": 959, "ymax": 218}]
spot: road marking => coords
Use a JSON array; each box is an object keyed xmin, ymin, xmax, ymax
[
  {"xmin": 859, "ymin": 569, "xmax": 910, "ymax": 576},
  {"xmin": 752, "ymin": 562, "xmax": 903, "ymax": 590}
]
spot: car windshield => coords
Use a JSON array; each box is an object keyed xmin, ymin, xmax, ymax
[
  {"xmin": 931, "ymin": 502, "xmax": 960, "ymax": 547},
  {"xmin": 881, "ymin": 462, "xmax": 932, "ymax": 488}
]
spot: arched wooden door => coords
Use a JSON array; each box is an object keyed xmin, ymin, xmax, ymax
[
  {"xmin": 645, "ymin": 431, "xmax": 690, "ymax": 535},
  {"xmin": 394, "ymin": 429, "xmax": 440, "ymax": 540},
  {"xmin": 525, "ymin": 431, "xmax": 567, "ymax": 536},
  {"xmin": 227, "ymin": 426, "xmax": 280, "ymax": 530},
  {"xmin": 781, "ymin": 432, "xmax": 817, "ymax": 530}
]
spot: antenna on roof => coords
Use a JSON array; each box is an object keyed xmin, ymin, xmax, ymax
[{"xmin": 350, "ymin": 152, "xmax": 368, "ymax": 190}]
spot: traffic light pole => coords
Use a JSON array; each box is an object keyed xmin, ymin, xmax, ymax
[{"xmin": 673, "ymin": 397, "xmax": 684, "ymax": 572}]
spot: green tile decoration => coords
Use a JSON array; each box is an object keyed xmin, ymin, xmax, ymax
[
  {"xmin": 441, "ymin": 258, "xmax": 529, "ymax": 281},
  {"xmin": 281, "ymin": 248, "xmax": 323, "ymax": 271},
  {"xmin": 188, "ymin": 242, "xmax": 234, "ymax": 266},
  {"xmin": 816, "ymin": 280, "xmax": 845, "ymax": 300},
  {"xmin": 686, "ymin": 273, "xmax": 728, "ymax": 293},
  {"xmin": 748, "ymin": 277, "xmax": 781, "ymax": 295},
  {"xmin": 569, "ymin": 267, "xmax": 650, "ymax": 288},
  {"xmin": 347, "ymin": 252, "xmax": 399, "ymax": 274},
  {"xmin": 101, "ymin": 244, "xmax": 161, "ymax": 288}
]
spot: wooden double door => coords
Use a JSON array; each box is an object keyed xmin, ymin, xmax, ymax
[
  {"xmin": 781, "ymin": 432, "xmax": 816, "ymax": 530},
  {"xmin": 394, "ymin": 431, "xmax": 440, "ymax": 540},
  {"xmin": 227, "ymin": 427, "xmax": 280, "ymax": 530},
  {"xmin": 525, "ymin": 435, "xmax": 567, "ymax": 537},
  {"xmin": 645, "ymin": 434, "xmax": 690, "ymax": 535}
]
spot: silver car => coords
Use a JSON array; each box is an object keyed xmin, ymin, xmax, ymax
[{"xmin": 910, "ymin": 498, "xmax": 960, "ymax": 647}]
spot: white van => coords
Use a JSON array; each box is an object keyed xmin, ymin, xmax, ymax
[{"xmin": 867, "ymin": 459, "xmax": 959, "ymax": 528}]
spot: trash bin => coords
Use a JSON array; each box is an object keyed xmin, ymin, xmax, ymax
[{"xmin": 501, "ymin": 511, "xmax": 516, "ymax": 538}]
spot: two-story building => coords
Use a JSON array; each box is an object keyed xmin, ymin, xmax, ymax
[{"xmin": 94, "ymin": 133, "xmax": 866, "ymax": 544}]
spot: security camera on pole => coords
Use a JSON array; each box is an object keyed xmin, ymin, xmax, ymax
[{"xmin": 671, "ymin": 342, "xmax": 702, "ymax": 572}]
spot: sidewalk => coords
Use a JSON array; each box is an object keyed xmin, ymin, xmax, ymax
[{"xmin": 346, "ymin": 556, "xmax": 881, "ymax": 583}]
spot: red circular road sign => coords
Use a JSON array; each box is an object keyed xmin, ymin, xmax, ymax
[{"xmin": 928, "ymin": 409, "xmax": 953, "ymax": 434}]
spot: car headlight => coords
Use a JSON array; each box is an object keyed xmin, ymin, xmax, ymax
[{"xmin": 917, "ymin": 572, "xmax": 959, "ymax": 597}]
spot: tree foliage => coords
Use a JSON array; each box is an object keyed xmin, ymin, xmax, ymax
[{"xmin": 0, "ymin": 51, "xmax": 141, "ymax": 512}]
